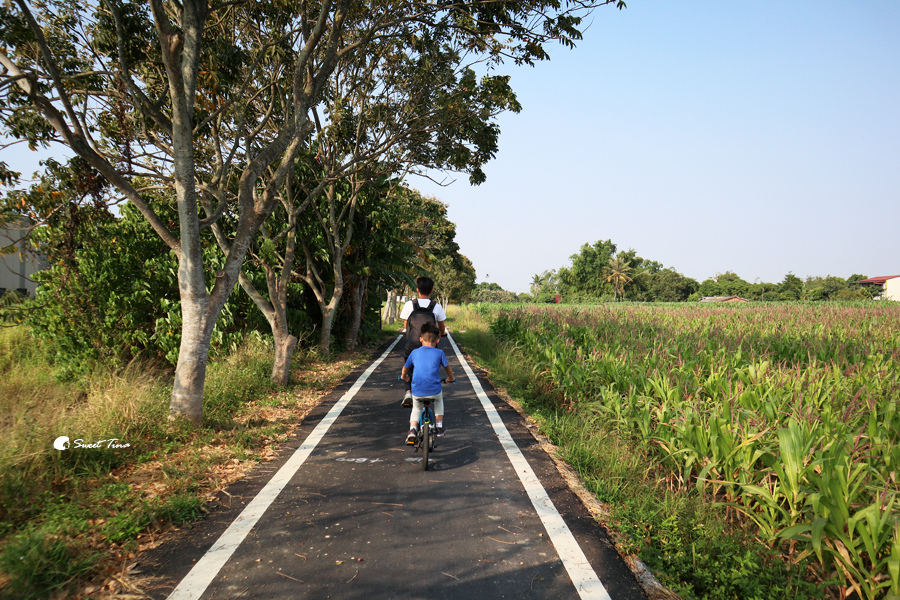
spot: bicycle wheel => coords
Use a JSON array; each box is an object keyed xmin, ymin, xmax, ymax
[{"xmin": 421, "ymin": 422, "xmax": 430, "ymax": 471}]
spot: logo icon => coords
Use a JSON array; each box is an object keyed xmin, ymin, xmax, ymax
[{"xmin": 53, "ymin": 436, "xmax": 70, "ymax": 451}]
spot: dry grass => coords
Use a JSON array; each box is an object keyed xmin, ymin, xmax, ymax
[{"xmin": 0, "ymin": 324, "xmax": 382, "ymax": 599}]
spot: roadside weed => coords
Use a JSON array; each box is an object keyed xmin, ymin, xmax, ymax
[{"xmin": 0, "ymin": 526, "xmax": 98, "ymax": 600}]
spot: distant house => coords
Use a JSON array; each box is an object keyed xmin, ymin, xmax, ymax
[
  {"xmin": 699, "ymin": 296, "xmax": 749, "ymax": 303},
  {"xmin": 0, "ymin": 220, "xmax": 44, "ymax": 298},
  {"xmin": 854, "ymin": 275, "xmax": 900, "ymax": 301}
]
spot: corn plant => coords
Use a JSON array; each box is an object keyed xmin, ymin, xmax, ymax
[{"xmin": 489, "ymin": 302, "xmax": 900, "ymax": 598}]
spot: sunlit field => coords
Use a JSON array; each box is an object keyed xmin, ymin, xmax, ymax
[{"xmin": 487, "ymin": 302, "xmax": 899, "ymax": 600}]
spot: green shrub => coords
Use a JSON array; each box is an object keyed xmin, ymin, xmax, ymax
[
  {"xmin": 26, "ymin": 197, "xmax": 271, "ymax": 378},
  {"xmin": 0, "ymin": 526, "xmax": 98, "ymax": 600}
]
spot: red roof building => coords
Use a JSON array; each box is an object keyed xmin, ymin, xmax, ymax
[
  {"xmin": 854, "ymin": 275, "xmax": 900, "ymax": 301},
  {"xmin": 854, "ymin": 275, "xmax": 900, "ymax": 285}
]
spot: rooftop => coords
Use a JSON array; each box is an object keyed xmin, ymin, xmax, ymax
[{"xmin": 854, "ymin": 275, "xmax": 900, "ymax": 285}]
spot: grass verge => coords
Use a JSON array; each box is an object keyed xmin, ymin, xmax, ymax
[
  {"xmin": 447, "ymin": 305, "xmax": 825, "ymax": 600},
  {"xmin": 0, "ymin": 325, "xmax": 381, "ymax": 599}
]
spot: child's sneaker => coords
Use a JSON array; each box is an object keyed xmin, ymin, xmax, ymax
[
  {"xmin": 406, "ymin": 428, "xmax": 418, "ymax": 445},
  {"xmin": 436, "ymin": 425, "xmax": 445, "ymax": 437},
  {"xmin": 401, "ymin": 391, "xmax": 412, "ymax": 407}
]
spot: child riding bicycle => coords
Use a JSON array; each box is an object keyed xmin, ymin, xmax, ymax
[{"xmin": 400, "ymin": 321, "xmax": 454, "ymax": 444}]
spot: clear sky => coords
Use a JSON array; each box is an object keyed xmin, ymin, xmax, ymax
[
  {"xmin": 411, "ymin": 0, "xmax": 900, "ymax": 293},
  {"xmin": 3, "ymin": 1, "xmax": 898, "ymax": 295}
]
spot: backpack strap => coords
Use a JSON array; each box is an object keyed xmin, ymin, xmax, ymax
[{"xmin": 427, "ymin": 300, "xmax": 436, "ymax": 313}]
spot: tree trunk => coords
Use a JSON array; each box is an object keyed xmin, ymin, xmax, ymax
[
  {"xmin": 318, "ymin": 297, "xmax": 340, "ymax": 356},
  {"xmin": 306, "ymin": 258, "xmax": 344, "ymax": 358},
  {"xmin": 272, "ymin": 324, "xmax": 299, "ymax": 386},
  {"xmin": 236, "ymin": 270, "xmax": 300, "ymax": 386},
  {"xmin": 344, "ymin": 276, "xmax": 366, "ymax": 350},
  {"xmin": 169, "ymin": 291, "xmax": 219, "ymax": 423},
  {"xmin": 314, "ymin": 268, "xmax": 344, "ymax": 358},
  {"xmin": 303, "ymin": 181, "xmax": 362, "ymax": 357},
  {"xmin": 392, "ymin": 291, "xmax": 400, "ymax": 322},
  {"xmin": 385, "ymin": 289, "xmax": 397, "ymax": 324}
]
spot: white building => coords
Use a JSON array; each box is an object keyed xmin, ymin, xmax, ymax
[
  {"xmin": 885, "ymin": 277, "xmax": 900, "ymax": 302},
  {"xmin": 0, "ymin": 220, "xmax": 43, "ymax": 298}
]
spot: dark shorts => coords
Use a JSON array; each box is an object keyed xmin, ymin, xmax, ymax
[{"xmin": 403, "ymin": 343, "xmax": 419, "ymax": 390}]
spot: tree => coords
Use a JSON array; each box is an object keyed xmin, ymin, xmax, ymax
[
  {"xmin": 284, "ymin": 30, "xmax": 519, "ymax": 356},
  {"xmin": 470, "ymin": 282, "xmax": 519, "ymax": 303},
  {"xmin": 613, "ymin": 248, "xmax": 661, "ymax": 300},
  {"xmin": 845, "ymin": 274, "xmax": 876, "ymax": 300},
  {"xmin": 558, "ymin": 239, "xmax": 617, "ymax": 299},
  {"xmin": 530, "ymin": 269, "xmax": 559, "ymax": 302},
  {"xmin": 1, "ymin": 1, "xmax": 364, "ymax": 421},
  {"xmin": 8, "ymin": 158, "xmax": 263, "ymax": 376},
  {"xmin": 432, "ymin": 253, "xmax": 476, "ymax": 309},
  {"xmin": 697, "ymin": 278, "xmax": 722, "ymax": 298},
  {"xmin": 699, "ymin": 272, "xmax": 750, "ymax": 298},
  {"xmin": 646, "ymin": 268, "xmax": 699, "ymax": 302},
  {"xmin": 396, "ymin": 190, "xmax": 460, "ymax": 273},
  {"xmin": 747, "ymin": 280, "xmax": 779, "ymax": 301},
  {"xmin": 393, "ymin": 188, "xmax": 473, "ymax": 307},
  {"xmin": 779, "ymin": 273, "xmax": 804, "ymax": 301},
  {"xmin": 805, "ymin": 275, "xmax": 852, "ymax": 301},
  {"xmin": 1, "ymin": 0, "xmax": 626, "ymax": 421},
  {"xmin": 604, "ymin": 255, "xmax": 633, "ymax": 301}
]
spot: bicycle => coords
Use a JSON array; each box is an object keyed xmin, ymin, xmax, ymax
[
  {"xmin": 414, "ymin": 397, "xmax": 437, "ymax": 471},
  {"xmin": 401, "ymin": 378, "xmax": 453, "ymax": 471}
]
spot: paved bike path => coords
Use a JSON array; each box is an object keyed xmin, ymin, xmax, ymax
[{"xmin": 141, "ymin": 335, "xmax": 646, "ymax": 600}]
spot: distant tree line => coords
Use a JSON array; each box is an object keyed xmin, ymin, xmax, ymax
[
  {"xmin": 522, "ymin": 239, "xmax": 699, "ymax": 303},
  {"xmin": 469, "ymin": 282, "xmax": 520, "ymax": 303},
  {"xmin": 696, "ymin": 271, "xmax": 873, "ymax": 302},
  {"xmin": 512, "ymin": 239, "xmax": 875, "ymax": 304}
]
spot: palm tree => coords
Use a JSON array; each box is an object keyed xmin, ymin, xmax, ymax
[
  {"xmin": 604, "ymin": 256, "xmax": 633, "ymax": 301},
  {"xmin": 530, "ymin": 273, "xmax": 544, "ymax": 296},
  {"xmin": 529, "ymin": 270, "xmax": 558, "ymax": 300}
]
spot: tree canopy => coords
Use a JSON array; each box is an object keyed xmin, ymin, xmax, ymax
[
  {"xmin": 1, "ymin": 0, "xmax": 626, "ymax": 421},
  {"xmin": 549, "ymin": 239, "xmax": 697, "ymax": 302}
]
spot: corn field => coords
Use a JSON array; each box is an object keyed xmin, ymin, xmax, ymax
[{"xmin": 488, "ymin": 302, "xmax": 900, "ymax": 599}]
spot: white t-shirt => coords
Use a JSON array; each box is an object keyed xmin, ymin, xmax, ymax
[{"xmin": 399, "ymin": 298, "xmax": 447, "ymax": 323}]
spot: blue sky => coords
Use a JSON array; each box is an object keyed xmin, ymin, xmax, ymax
[
  {"xmin": 3, "ymin": 1, "xmax": 898, "ymax": 295},
  {"xmin": 412, "ymin": 0, "xmax": 900, "ymax": 292}
]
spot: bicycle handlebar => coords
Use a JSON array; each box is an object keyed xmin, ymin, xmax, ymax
[{"xmin": 397, "ymin": 376, "xmax": 455, "ymax": 383}]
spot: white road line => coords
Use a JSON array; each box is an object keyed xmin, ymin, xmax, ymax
[
  {"xmin": 167, "ymin": 335, "xmax": 403, "ymax": 600},
  {"xmin": 447, "ymin": 333, "xmax": 613, "ymax": 600}
]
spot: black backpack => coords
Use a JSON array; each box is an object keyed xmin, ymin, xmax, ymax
[{"xmin": 405, "ymin": 299, "xmax": 437, "ymax": 349}]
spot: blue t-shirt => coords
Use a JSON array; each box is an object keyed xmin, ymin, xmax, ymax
[{"xmin": 404, "ymin": 346, "xmax": 449, "ymax": 397}]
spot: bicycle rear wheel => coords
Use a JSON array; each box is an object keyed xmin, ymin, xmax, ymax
[{"xmin": 421, "ymin": 422, "xmax": 430, "ymax": 471}]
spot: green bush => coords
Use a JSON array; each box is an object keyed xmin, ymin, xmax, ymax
[
  {"xmin": 0, "ymin": 290, "xmax": 27, "ymax": 323},
  {"xmin": 26, "ymin": 201, "xmax": 271, "ymax": 378},
  {"xmin": 0, "ymin": 526, "xmax": 98, "ymax": 600}
]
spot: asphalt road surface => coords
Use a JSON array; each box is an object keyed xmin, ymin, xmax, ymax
[{"xmin": 140, "ymin": 334, "xmax": 647, "ymax": 600}]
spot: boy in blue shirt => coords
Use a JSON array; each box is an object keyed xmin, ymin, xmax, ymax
[{"xmin": 401, "ymin": 322, "xmax": 455, "ymax": 444}]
